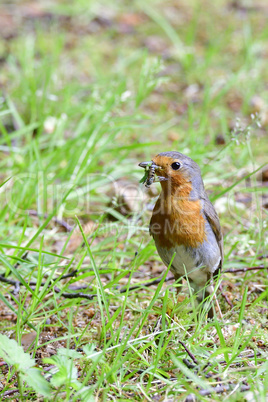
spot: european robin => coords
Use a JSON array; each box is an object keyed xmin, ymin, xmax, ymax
[{"xmin": 139, "ymin": 151, "xmax": 223, "ymax": 318}]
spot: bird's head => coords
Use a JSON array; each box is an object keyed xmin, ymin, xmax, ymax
[{"xmin": 139, "ymin": 151, "xmax": 202, "ymax": 193}]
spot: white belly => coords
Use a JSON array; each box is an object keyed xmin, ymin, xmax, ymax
[
  {"xmin": 155, "ymin": 239, "xmax": 221, "ymax": 287},
  {"xmin": 155, "ymin": 243, "xmax": 207, "ymax": 284}
]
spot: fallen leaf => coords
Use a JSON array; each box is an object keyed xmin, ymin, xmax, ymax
[
  {"xmin": 21, "ymin": 331, "xmax": 38, "ymax": 351},
  {"xmin": 215, "ymin": 134, "xmax": 226, "ymax": 145},
  {"xmin": 118, "ymin": 13, "xmax": 145, "ymax": 27},
  {"xmin": 261, "ymin": 166, "xmax": 268, "ymax": 182}
]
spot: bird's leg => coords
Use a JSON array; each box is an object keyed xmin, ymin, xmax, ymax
[
  {"xmin": 209, "ymin": 273, "xmax": 223, "ymax": 319},
  {"xmin": 174, "ymin": 275, "xmax": 183, "ymax": 302}
]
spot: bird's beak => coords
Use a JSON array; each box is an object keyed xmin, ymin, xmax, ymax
[
  {"xmin": 139, "ymin": 161, "xmax": 152, "ymax": 168},
  {"xmin": 138, "ymin": 161, "xmax": 160, "ymax": 169},
  {"xmin": 138, "ymin": 161, "xmax": 168, "ymax": 182}
]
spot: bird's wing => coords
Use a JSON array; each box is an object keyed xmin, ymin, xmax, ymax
[{"xmin": 203, "ymin": 197, "xmax": 224, "ymax": 270}]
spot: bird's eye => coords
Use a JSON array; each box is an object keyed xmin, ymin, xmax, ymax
[{"xmin": 171, "ymin": 162, "xmax": 181, "ymax": 170}]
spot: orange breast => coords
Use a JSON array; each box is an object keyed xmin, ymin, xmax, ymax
[{"xmin": 150, "ymin": 182, "xmax": 206, "ymax": 249}]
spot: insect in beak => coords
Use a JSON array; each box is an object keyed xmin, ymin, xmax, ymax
[{"xmin": 138, "ymin": 161, "xmax": 168, "ymax": 187}]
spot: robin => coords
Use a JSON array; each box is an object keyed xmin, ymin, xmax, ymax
[{"xmin": 139, "ymin": 151, "xmax": 223, "ymax": 318}]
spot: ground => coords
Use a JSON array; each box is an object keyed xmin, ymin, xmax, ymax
[{"xmin": 0, "ymin": 0, "xmax": 268, "ymax": 400}]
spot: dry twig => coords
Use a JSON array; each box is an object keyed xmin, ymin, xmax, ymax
[
  {"xmin": 223, "ymin": 265, "xmax": 266, "ymax": 273},
  {"xmin": 28, "ymin": 210, "xmax": 74, "ymax": 232},
  {"xmin": 179, "ymin": 341, "xmax": 199, "ymax": 365},
  {"xmin": 219, "ymin": 283, "xmax": 234, "ymax": 308},
  {"xmin": 0, "ymin": 270, "xmax": 77, "ymax": 288}
]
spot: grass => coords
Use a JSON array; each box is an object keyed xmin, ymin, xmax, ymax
[{"xmin": 0, "ymin": 0, "xmax": 267, "ymax": 400}]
